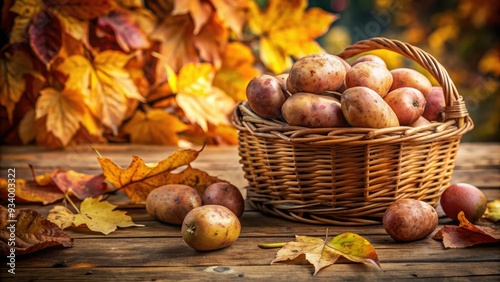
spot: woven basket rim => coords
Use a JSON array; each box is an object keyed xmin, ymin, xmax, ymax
[{"xmin": 232, "ymin": 37, "xmax": 474, "ymax": 145}]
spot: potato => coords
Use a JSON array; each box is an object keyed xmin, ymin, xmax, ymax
[
  {"xmin": 390, "ymin": 68, "xmax": 433, "ymax": 98},
  {"xmin": 341, "ymin": 86, "xmax": 399, "ymax": 128},
  {"xmin": 422, "ymin": 86, "xmax": 446, "ymax": 121},
  {"xmin": 281, "ymin": 92, "xmax": 349, "ymax": 128},
  {"xmin": 246, "ymin": 74, "xmax": 287, "ymax": 119},
  {"xmin": 202, "ymin": 182, "xmax": 245, "ymax": 217},
  {"xmin": 383, "ymin": 199, "xmax": 438, "ymax": 242},
  {"xmin": 384, "ymin": 87, "xmax": 426, "ymax": 125},
  {"xmin": 440, "ymin": 183, "xmax": 487, "ymax": 223},
  {"xmin": 182, "ymin": 205, "xmax": 241, "ymax": 251},
  {"xmin": 345, "ymin": 61, "xmax": 393, "ymax": 97},
  {"xmin": 274, "ymin": 73, "xmax": 289, "ymax": 93},
  {"xmin": 352, "ymin": 54, "xmax": 387, "ymax": 68},
  {"xmin": 287, "ymin": 53, "xmax": 346, "ymax": 94},
  {"xmin": 335, "ymin": 55, "xmax": 350, "ymax": 93},
  {"xmin": 146, "ymin": 184, "xmax": 202, "ymax": 225}
]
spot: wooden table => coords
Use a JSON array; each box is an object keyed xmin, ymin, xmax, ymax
[{"xmin": 1, "ymin": 143, "xmax": 499, "ymax": 281}]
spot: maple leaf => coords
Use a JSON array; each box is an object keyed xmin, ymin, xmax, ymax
[
  {"xmin": 122, "ymin": 108, "xmax": 188, "ymax": 145},
  {"xmin": 433, "ymin": 211, "xmax": 500, "ymax": 248},
  {"xmin": 35, "ymin": 87, "xmax": 87, "ymax": 146},
  {"xmin": 57, "ymin": 51, "xmax": 146, "ymax": 135},
  {"xmin": 166, "ymin": 62, "xmax": 235, "ymax": 131},
  {"xmin": 193, "ymin": 12, "xmax": 228, "ymax": 69},
  {"xmin": 53, "ymin": 0, "xmax": 115, "ymax": 20},
  {"xmin": 8, "ymin": 0, "xmax": 44, "ymax": 44},
  {"xmin": 0, "ymin": 206, "xmax": 74, "ymax": 256},
  {"xmin": 0, "ymin": 50, "xmax": 33, "ymax": 123},
  {"xmin": 484, "ymin": 199, "xmax": 500, "ymax": 222},
  {"xmin": 172, "ymin": 0, "xmax": 212, "ymax": 35},
  {"xmin": 268, "ymin": 233, "xmax": 380, "ymax": 275},
  {"xmin": 248, "ymin": 0, "xmax": 337, "ymax": 73},
  {"xmin": 213, "ymin": 42, "xmax": 260, "ymax": 102},
  {"xmin": 29, "ymin": 10, "xmax": 62, "ymax": 65},
  {"xmin": 95, "ymin": 146, "xmax": 224, "ymax": 203},
  {"xmin": 210, "ymin": 0, "xmax": 248, "ymax": 37},
  {"xmin": 47, "ymin": 205, "xmax": 74, "ymax": 229},
  {"xmin": 97, "ymin": 7, "xmax": 151, "ymax": 52}
]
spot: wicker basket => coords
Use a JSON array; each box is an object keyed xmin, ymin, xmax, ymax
[{"xmin": 232, "ymin": 37, "xmax": 474, "ymax": 226}]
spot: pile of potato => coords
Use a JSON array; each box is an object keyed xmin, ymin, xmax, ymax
[{"xmin": 246, "ymin": 53, "xmax": 446, "ymax": 128}]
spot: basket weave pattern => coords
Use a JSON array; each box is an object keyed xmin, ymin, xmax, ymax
[{"xmin": 232, "ymin": 38, "xmax": 474, "ymax": 225}]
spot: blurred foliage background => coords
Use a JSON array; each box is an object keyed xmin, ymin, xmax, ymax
[
  {"xmin": 314, "ymin": 0, "xmax": 499, "ymax": 141},
  {"xmin": 1, "ymin": 0, "xmax": 498, "ymax": 147}
]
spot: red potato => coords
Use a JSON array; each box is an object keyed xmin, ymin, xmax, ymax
[
  {"xmin": 384, "ymin": 87, "xmax": 426, "ymax": 125},
  {"xmin": 409, "ymin": 116, "xmax": 431, "ymax": 127},
  {"xmin": 341, "ymin": 86, "xmax": 399, "ymax": 128},
  {"xmin": 287, "ymin": 53, "xmax": 346, "ymax": 94},
  {"xmin": 440, "ymin": 183, "xmax": 487, "ymax": 223},
  {"xmin": 390, "ymin": 68, "xmax": 433, "ymax": 98},
  {"xmin": 335, "ymin": 56, "xmax": 351, "ymax": 92},
  {"xmin": 345, "ymin": 61, "xmax": 393, "ymax": 97},
  {"xmin": 246, "ymin": 74, "xmax": 287, "ymax": 119},
  {"xmin": 182, "ymin": 205, "xmax": 241, "ymax": 251},
  {"xmin": 281, "ymin": 92, "xmax": 349, "ymax": 128},
  {"xmin": 422, "ymin": 86, "xmax": 446, "ymax": 121},
  {"xmin": 352, "ymin": 54, "xmax": 387, "ymax": 68},
  {"xmin": 202, "ymin": 182, "xmax": 245, "ymax": 218},
  {"xmin": 274, "ymin": 73, "xmax": 290, "ymax": 95},
  {"xmin": 383, "ymin": 199, "xmax": 438, "ymax": 242}
]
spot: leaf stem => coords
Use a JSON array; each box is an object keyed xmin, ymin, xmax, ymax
[
  {"xmin": 65, "ymin": 193, "xmax": 80, "ymax": 214},
  {"xmin": 257, "ymin": 242, "xmax": 286, "ymax": 249}
]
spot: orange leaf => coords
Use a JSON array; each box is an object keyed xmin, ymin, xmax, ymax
[
  {"xmin": 248, "ymin": 0, "xmax": 337, "ymax": 73},
  {"xmin": 433, "ymin": 211, "xmax": 500, "ymax": 248},
  {"xmin": 0, "ymin": 178, "xmax": 64, "ymax": 205},
  {"xmin": 0, "ymin": 206, "xmax": 74, "ymax": 256},
  {"xmin": 54, "ymin": 0, "xmax": 115, "ymax": 20},
  {"xmin": 0, "ymin": 50, "xmax": 33, "ymax": 123},
  {"xmin": 172, "ymin": 0, "xmax": 212, "ymax": 34},
  {"xmin": 95, "ymin": 147, "xmax": 224, "ymax": 203},
  {"xmin": 122, "ymin": 108, "xmax": 188, "ymax": 145},
  {"xmin": 211, "ymin": 0, "xmax": 248, "ymax": 37},
  {"xmin": 270, "ymin": 233, "xmax": 380, "ymax": 275}
]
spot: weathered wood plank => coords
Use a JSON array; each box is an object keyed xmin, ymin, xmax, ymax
[{"xmin": 2, "ymin": 262, "xmax": 500, "ymax": 281}]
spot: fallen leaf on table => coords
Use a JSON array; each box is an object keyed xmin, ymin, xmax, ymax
[
  {"xmin": 433, "ymin": 211, "xmax": 500, "ymax": 248},
  {"xmin": 95, "ymin": 146, "xmax": 224, "ymax": 203},
  {"xmin": 50, "ymin": 170, "xmax": 112, "ymax": 200},
  {"xmin": 484, "ymin": 199, "xmax": 500, "ymax": 222},
  {"xmin": 48, "ymin": 196, "xmax": 143, "ymax": 235},
  {"xmin": 0, "ymin": 178, "xmax": 64, "ymax": 205},
  {"xmin": 0, "ymin": 206, "xmax": 74, "ymax": 256},
  {"xmin": 268, "ymin": 233, "xmax": 381, "ymax": 275}
]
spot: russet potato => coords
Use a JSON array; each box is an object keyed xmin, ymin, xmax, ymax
[{"xmin": 146, "ymin": 184, "xmax": 202, "ymax": 225}]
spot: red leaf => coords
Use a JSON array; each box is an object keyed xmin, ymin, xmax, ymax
[
  {"xmin": 51, "ymin": 0, "xmax": 115, "ymax": 20},
  {"xmin": 0, "ymin": 206, "xmax": 74, "ymax": 256},
  {"xmin": 51, "ymin": 170, "xmax": 113, "ymax": 200},
  {"xmin": 97, "ymin": 8, "xmax": 150, "ymax": 52},
  {"xmin": 29, "ymin": 10, "xmax": 62, "ymax": 65}
]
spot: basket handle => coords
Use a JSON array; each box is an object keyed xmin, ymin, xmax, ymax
[{"xmin": 338, "ymin": 37, "xmax": 470, "ymax": 128}]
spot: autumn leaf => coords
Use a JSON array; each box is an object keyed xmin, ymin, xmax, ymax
[
  {"xmin": 484, "ymin": 199, "xmax": 500, "ymax": 222},
  {"xmin": 95, "ymin": 146, "xmax": 224, "ymax": 203},
  {"xmin": 48, "ymin": 196, "xmax": 143, "ymax": 235},
  {"xmin": 0, "ymin": 206, "xmax": 74, "ymax": 256},
  {"xmin": 97, "ymin": 7, "xmax": 151, "ymax": 52},
  {"xmin": 248, "ymin": 0, "xmax": 337, "ymax": 73},
  {"xmin": 0, "ymin": 50, "xmax": 34, "ymax": 123},
  {"xmin": 213, "ymin": 42, "xmax": 260, "ymax": 102},
  {"xmin": 53, "ymin": 0, "xmax": 115, "ymax": 20},
  {"xmin": 29, "ymin": 10, "xmax": 62, "ymax": 65},
  {"xmin": 210, "ymin": 0, "xmax": 248, "ymax": 37},
  {"xmin": 35, "ymin": 87, "xmax": 87, "ymax": 146},
  {"xmin": 48, "ymin": 5, "xmax": 89, "ymax": 42},
  {"xmin": 0, "ymin": 178, "xmax": 64, "ymax": 205},
  {"xmin": 51, "ymin": 170, "xmax": 112, "ymax": 200},
  {"xmin": 193, "ymin": 13, "xmax": 228, "ymax": 69},
  {"xmin": 172, "ymin": 0, "xmax": 212, "ymax": 34},
  {"xmin": 57, "ymin": 51, "xmax": 146, "ymax": 135},
  {"xmin": 8, "ymin": 0, "xmax": 44, "ymax": 44},
  {"xmin": 268, "ymin": 233, "xmax": 380, "ymax": 275},
  {"xmin": 433, "ymin": 211, "xmax": 500, "ymax": 248},
  {"xmin": 122, "ymin": 108, "xmax": 188, "ymax": 145},
  {"xmin": 168, "ymin": 62, "xmax": 235, "ymax": 131}
]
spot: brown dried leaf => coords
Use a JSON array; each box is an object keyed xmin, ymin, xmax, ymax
[
  {"xmin": 0, "ymin": 206, "xmax": 74, "ymax": 256},
  {"xmin": 50, "ymin": 170, "xmax": 112, "ymax": 200},
  {"xmin": 0, "ymin": 178, "xmax": 64, "ymax": 205},
  {"xmin": 54, "ymin": 0, "xmax": 115, "ymax": 20}
]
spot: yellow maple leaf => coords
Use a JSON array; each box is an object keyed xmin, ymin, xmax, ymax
[
  {"xmin": 8, "ymin": 0, "xmax": 44, "ymax": 44},
  {"xmin": 172, "ymin": 0, "xmax": 213, "ymax": 34},
  {"xmin": 248, "ymin": 0, "xmax": 337, "ymax": 73},
  {"xmin": 57, "ymin": 51, "xmax": 146, "ymax": 135},
  {"xmin": 95, "ymin": 147, "xmax": 224, "ymax": 203},
  {"xmin": 47, "ymin": 206, "xmax": 74, "ymax": 229},
  {"xmin": 0, "ymin": 51, "xmax": 33, "ymax": 123},
  {"xmin": 122, "ymin": 108, "xmax": 188, "ymax": 145},
  {"xmin": 213, "ymin": 42, "xmax": 260, "ymax": 102},
  {"xmin": 35, "ymin": 87, "xmax": 86, "ymax": 146},
  {"xmin": 211, "ymin": 0, "xmax": 248, "ymax": 37}
]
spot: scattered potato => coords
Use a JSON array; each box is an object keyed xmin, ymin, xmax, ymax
[
  {"xmin": 202, "ymin": 182, "xmax": 245, "ymax": 217},
  {"xmin": 383, "ymin": 199, "xmax": 438, "ymax": 242},
  {"xmin": 440, "ymin": 183, "xmax": 487, "ymax": 223},
  {"xmin": 146, "ymin": 184, "xmax": 202, "ymax": 225}
]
